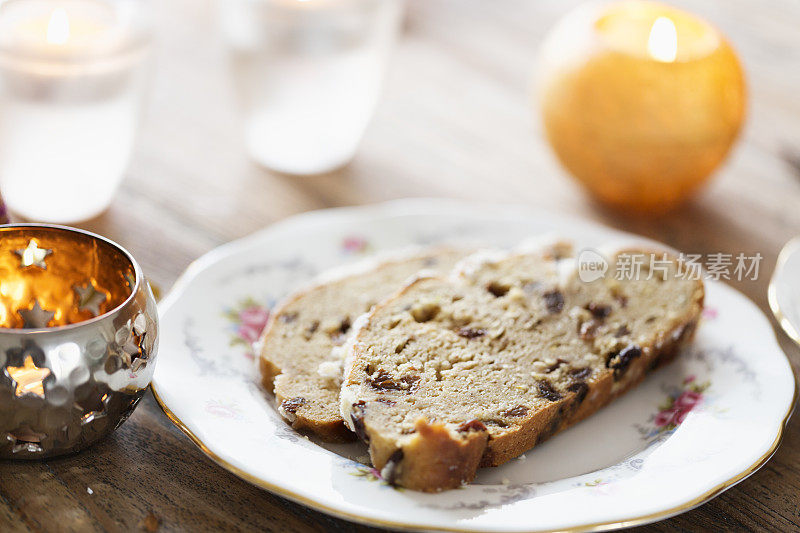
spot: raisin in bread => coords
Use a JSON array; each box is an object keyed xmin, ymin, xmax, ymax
[
  {"xmin": 259, "ymin": 247, "xmax": 468, "ymax": 441},
  {"xmin": 339, "ymin": 244, "xmax": 703, "ymax": 491}
]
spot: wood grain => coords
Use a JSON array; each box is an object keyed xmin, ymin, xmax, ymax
[{"xmin": 2, "ymin": 0, "xmax": 799, "ymax": 530}]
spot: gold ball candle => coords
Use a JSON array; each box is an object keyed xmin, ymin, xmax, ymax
[
  {"xmin": 0, "ymin": 225, "xmax": 158, "ymax": 458},
  {"xmin": 537, "ymin": 1, "xmax": 746, "ymax": 214}
]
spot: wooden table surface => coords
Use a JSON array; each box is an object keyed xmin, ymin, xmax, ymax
[{"xmin": 2, "ymin": 0, "xmax": 800, "ymax": 530}]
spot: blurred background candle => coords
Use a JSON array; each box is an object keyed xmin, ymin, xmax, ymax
[
  {"xmin": 0, "ymin": 0, "xmax": 151, "ymax": 223},
  {"xmin": 220, "ymin": 0, "xmax": 403, "ymax": 176},
  {"xmin": 537, "ymin": 1, "xmax": 746, "ymax": 214}
]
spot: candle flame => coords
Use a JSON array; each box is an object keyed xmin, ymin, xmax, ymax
[
  {"xmin": 647, "ymin": 17, "xmax": 678, "ymax": 63},
  {"xmin": 46, "ymin": 8, "xmax": 70, "ymax": 45}
]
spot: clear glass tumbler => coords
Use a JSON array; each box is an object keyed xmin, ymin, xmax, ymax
[
  {"xmin": 0, "ymin": 0, "xmax": 151, "ymax": 223},
  {"xmin": 221, "ymin": 0, "xmax": 403, "ymax": 175}
]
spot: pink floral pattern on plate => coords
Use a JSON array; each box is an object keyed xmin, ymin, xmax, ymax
[
  {"xmin": 583, "ymin": 478, "xmax": 618, "ymax": 496},
  {"xmin": 205, "ymin": 399, "xmax": 245, "ymax": 420},
  {"xmin": 223, "ymin": 298, "xmax": 270, "ymax": 360},
  {"xmin": 342, "ymin": 235, "xmax": 370, "ymax": 255},
  {"xmin": 641, "ymin": 375, "xmax": 710, "ymax": 439}
]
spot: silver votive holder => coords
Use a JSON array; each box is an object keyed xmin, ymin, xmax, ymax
[{"xmin": 0, "ymin": 224, "xmax": 158, "ymax": 459}]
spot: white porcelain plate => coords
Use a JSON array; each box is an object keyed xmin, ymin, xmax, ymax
[{"xmin": 152, "ymin": 199, "xmax": 796, "ymax": 532}]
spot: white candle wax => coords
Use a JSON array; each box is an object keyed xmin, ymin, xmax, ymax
[{"xmin": 0, "ymin": 0, "xmax": 151, "ymax": 223}]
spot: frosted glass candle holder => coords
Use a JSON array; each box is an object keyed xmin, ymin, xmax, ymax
[
  {"xmin": 0, "ymin": 0, "xmax": 151, "ymax": 223},
  {"xmin": 221, "ymin": 0, "xmax": 403, "ymax": 175}
]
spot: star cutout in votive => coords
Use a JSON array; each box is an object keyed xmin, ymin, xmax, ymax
[
  {"xmin": 6, "ymin": 355, "xmax": 51, "ymax": 398},
  {"xmin": 18, "ymin": 300, "xmax": 55, "ymax": 329},
  {"xmin": 74, "ymin": 283, "xmax": 107, "ymax": 316},
  {"xmin": 15, "ymin": 240, "xmax": 52, "ymax": 269}
]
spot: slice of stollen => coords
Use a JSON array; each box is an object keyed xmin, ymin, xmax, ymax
[
  {"xmin": 339, "ymin": 242, "xmax": 703, "ymax": 491},
  {"xmin": 259, "ymin": 247, "xmax": 469, "ymax": 441}
]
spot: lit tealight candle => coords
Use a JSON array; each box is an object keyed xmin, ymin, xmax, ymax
[
  {"xmin": 538, "ymin": 1, "xmax": 746, "ymax": 214},
  {"xmin": 10, "ymin": 5, "xmax": 106, "ymax": 53},
  {"xmin": 48, "ymin": 8, "xmax": 71, "ymax": 45},
  {"xmin": 0, "ymin": 0, "xmax": 151, "ymax": 223}
]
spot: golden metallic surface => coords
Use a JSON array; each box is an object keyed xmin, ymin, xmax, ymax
[{"xmin": 0, "ymin": 226, "xmax": 135, "ymax": 328}]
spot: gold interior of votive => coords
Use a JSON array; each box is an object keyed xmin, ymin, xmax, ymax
[{"xmin": 0, "ymin": 226, "xmax": 134, "ymax": 329}]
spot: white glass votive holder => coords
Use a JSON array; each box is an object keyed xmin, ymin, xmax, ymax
[
  {"xmin": 0, "ymin": 0, "xmax": 151, "ymax": 223},
  {"xmin": 220, "ymin": 0, "xmax": 403, "ymax": 175}
]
